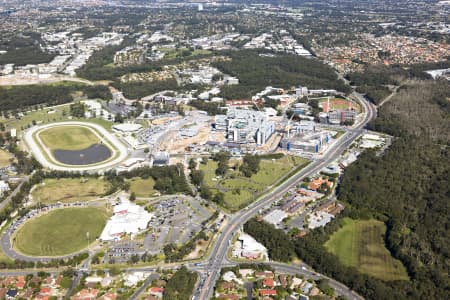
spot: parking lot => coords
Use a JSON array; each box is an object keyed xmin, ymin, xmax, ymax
[{"xmin": 143, "ymin": 196, "xmax": 212, "ymax": 254}]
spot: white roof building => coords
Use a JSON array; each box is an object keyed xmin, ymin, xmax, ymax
[
  {"xmin": 263, "ymin": 209, "xmax": 288, "ymax": 226},
  {"xmin": 308, "ymin": 211, "xmax": 334, "ymax": 229},
  {"xmin": 232, "ymin": 232, "xmax": 268, "ymax": 260},
  {"xmin": 222, "ymin": 271, "xmax": 244, "ymax": 285},
  {"xmin": 0, "ymin": 181, "xmax": 9, "ymax": 195},
  {"xmin": 100, "ymin": 200, "xmax": 153, "ymax": 241},
  {"xmin": 112, "ymin": 123, "xmax": 143, "ymax": 133},
  {"xmin": 124, "ymin": 272, "xmax": 148, "ymax": 287}
]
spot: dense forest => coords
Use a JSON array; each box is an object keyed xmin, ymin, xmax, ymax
[
  {"xmin": 0, "ymin": 33, "xmax": 55, "ymax": 66},
  {"xmin": 301, "ymin": 75, "xmax": 450, "ymax": 299},
  {"xmin": 0, "ymin": 47, "xmax": 55, "ymax": 66},
  {"xmin": 84, "ymin": 85, "xmax": 112, "ymax": 100},
  {"xmin": 163, "ymin": 266, "xmax": 198, "ymax": 300},
  {"xmin": 244, "ymin": 218, "xmax": 296, "ymax": 262},
  {"xmin": 111, "ymin": 79, "xmax": 178, "ymax": 99},
  {"xmin": 213, "ymin": 50, "xmax": 351, "ymax": 99},
  {"xmin": 369, "ymin": 80, "xmax": 450, "ymax": 143},
  {"xmin": 189, "ymin": 100, "xmax": 226, "ymax": 116},
  {"xmin": 0, "ymin": 84, "xmax": 79, "ymax": 114},
  {"xmin": 243, "ymin": 69, "xmax": 449, "ymax": 299},
  {"xmin": 120, "ymin": 165, "xmax": 192, "ymax": 195},
  {"xmin": 347, "ymin": 61, "xmax": 450, "ymax": 105},
  {"xmin": 336, "ymin": 138, "xmax": 449, "ymax": 298},
  {"xmin": 0, "ymin": 83, "xmax": 113, "ymax": 114}
]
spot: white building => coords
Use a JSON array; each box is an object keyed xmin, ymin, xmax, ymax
[
  {"xmin": 308, "ymin": 211, "xmax": 334, "ymax": 229},
  {"xmin": 117, "ymin": 158, "xmax": 148, "ymax": 172},
  {"xmin": 124, "ymin": 272, "xmax": 149, "ymax": 287},
  {"xmin": 263, "ymin": 209, "xmax": 288, "ymax": 226},
  {"xmin": 232, "ymin": 232, "xmax": 268, "ymax": 260},
  {"xmin": 224, "ymin": 108, "xmax": 275, "ymax": 145},
  {"xmin": 112, "ymin": 123, "xmax": 143, "ymax": 133},
  {"xmin": 0, "ymin": 181, "xmax": 9, "ymax": 196},
  {"xmin": 100, "ymin": 200, "xmax": 153, "ymax": 241}
]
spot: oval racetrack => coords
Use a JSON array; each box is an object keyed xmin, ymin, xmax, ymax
[{"xmin": 24, "ymin": 121, "xmax": 129, "ymax": 172}]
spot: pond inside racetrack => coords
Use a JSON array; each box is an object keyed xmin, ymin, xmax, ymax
[{"xmin": 53, "ymin": 144, "xmax": 111, "ymax": 165}]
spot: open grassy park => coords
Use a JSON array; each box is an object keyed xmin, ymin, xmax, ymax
[
  {"xmin": 129, "ymin": 177, "xmax": 156, "ymax": 198},
  {"xmin": 14, "ymin": 207, "xmax": 109, "ymax": 256},
  {"xmin": 0, "ymin": 103, "xmax": 113, "ymax": 134},
  {"xmin": 0, "ymin": 149, "xmax": 12, "ymax": 167},
  {"xmin": 200, "ymin": 155, "xmax": 309, "ymax": 211},
  {"xmin": 31, "ymin": 178, "xmax": 110, "ymax": 204},
  {"xmin": 325, "ymin": 218, "xmax": 409, "ymax": 281},
  {"xmin": 39, "ymin": 125, "xmax": 100, "ymax": 151}
]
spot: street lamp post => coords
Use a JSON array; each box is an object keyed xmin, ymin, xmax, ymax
[{"xmin": 86, "ymin": 231, "xmax": 90, "ymax": 252}]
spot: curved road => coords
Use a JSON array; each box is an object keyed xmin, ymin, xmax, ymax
[
  {"xmin": 23, "ymin": 121, "xmax": 129, "ymax": 172},
  {"xmin": 0, "ymin": 202, "xmax": 105, "ymax": 263},
  {"xmin": 0, "ymin": 93, "xmax": 376, "ymax": 299},
  {"xmin": 195, "ymin": 92, "xmax": 376, "ymax": 300}
]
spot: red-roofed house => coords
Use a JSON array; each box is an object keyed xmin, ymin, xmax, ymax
[
  {"xmin": 16, "ymin": 276, "xmax": 25, "ymax": 290},
  {"xmin": 71, "ymin": 288, "xmax": 99, "ymax": 300},
  {"xmin": 148, "ymin": 287, "xmax": 164, "ymax": 298},
  {"xmin": 263, "ymin": 278, "xmax": 275, "ymax": 288},
  {"xmin": 308, "ymin": 177, "xmax": 332, "ymax": 191},
  {"xmin": 98, "ymin": 292, "xmax": 117, "ymax": 300},
  {"xmin": 40, "ymin": 287, "xmax": 51, "ymax": 296},
  {"xmin": 260, "ymin": 289, "xmax": 277, "ymax": 296},
  {"xmin": 16, "ymin": 281, "xmax": 25, "ymax": 290}
]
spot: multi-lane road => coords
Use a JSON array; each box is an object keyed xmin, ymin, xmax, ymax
[
  {"xmin": 195, "ymin": 92, "xmax": 376, "ymax": 300},
  {"xmin": 0, "ymin": 91, "xmax": 376, "ymax": 299}
]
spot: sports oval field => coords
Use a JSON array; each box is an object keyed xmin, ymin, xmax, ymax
[
  {"xmin": 38, "ymin": 125, "xmax": 112, "ymax": 165},
  {"xmin": 14, "ymin": 207, "xmax": 109, "ymax": 257}
]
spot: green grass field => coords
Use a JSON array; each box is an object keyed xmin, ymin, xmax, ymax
[
  {"xmin": 251, "ymin": 156, "xmax": 307, "ymax": 186},
  {"xmin": 200, "ymin": 155, "xmax": 309, "ymax": 211},
  {"xmin": 39, "ymin": 125, "xmax": 100, "ymax": 151},
  {"xmin": 129, "ymin": 177, "xmax": 156, "ymax": 198},
  {"xmin": 0, "ymin": 149, "xmax": 12, "ymax": 167},
  {"xmin": 31, "ymin": 178, "xmax": 110, "ymax": 204},
  {"xmin": 0, "ymin": 103, "xmax": 113, "ymax": 134},
  {"xmin": 158, "ymin": 47, "xmax": 211, "ymax": 60},
  {"xmin": 325, "ymin": 218, "xmax": 409, "ymax": 281},
  {"xmin": 14, "ymin": 207, "xmax": 109, "ymax": 256}
]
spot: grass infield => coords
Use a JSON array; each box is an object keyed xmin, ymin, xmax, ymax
[
  {"xmin": 31, "ymin": 178, "xmax": 110, "ymax": 204},
  {"xmin": 39, "ymin": 125, "xmax": 100, "ymax": 151},
  {"xmin": 14, "ymin": 207, "xmax": 109, "ymax": 257},
  {"xmin": 129, "ymin": 177, "xmax": 156, "ymax": 198},
  {"xmin": 325, "ymin": 218, "xmax": 409, "ymax": 281},
  {"xmin": 200, "ymin": 155, "xmax": 309, "ymax": 211}
]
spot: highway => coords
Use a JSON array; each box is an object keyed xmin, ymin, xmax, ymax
[
  {"xmin": 195, "ymin": 92, "xmax": 376, "ymax": 300},
  {"xmin": 0, "ymin": 91, "xmax": 375, "ymax": 299}
]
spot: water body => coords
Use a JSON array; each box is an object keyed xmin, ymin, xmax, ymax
[{"xmin": 53, "ymin": 144, "xmax": 111, "ymax": 165}]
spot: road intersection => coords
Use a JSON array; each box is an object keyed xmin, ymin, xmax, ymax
[
  {"xmin": 194, "ymin": 91, "xmax": 376, "ymax": 300},
  {"xmin": 0, "ymin": 91, "xmax": 376, "ymax": 299}
]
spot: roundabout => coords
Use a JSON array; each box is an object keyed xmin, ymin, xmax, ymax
[{"xmin": 24, "ymin": 121, "xmax": 129, "ymax": 171}]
